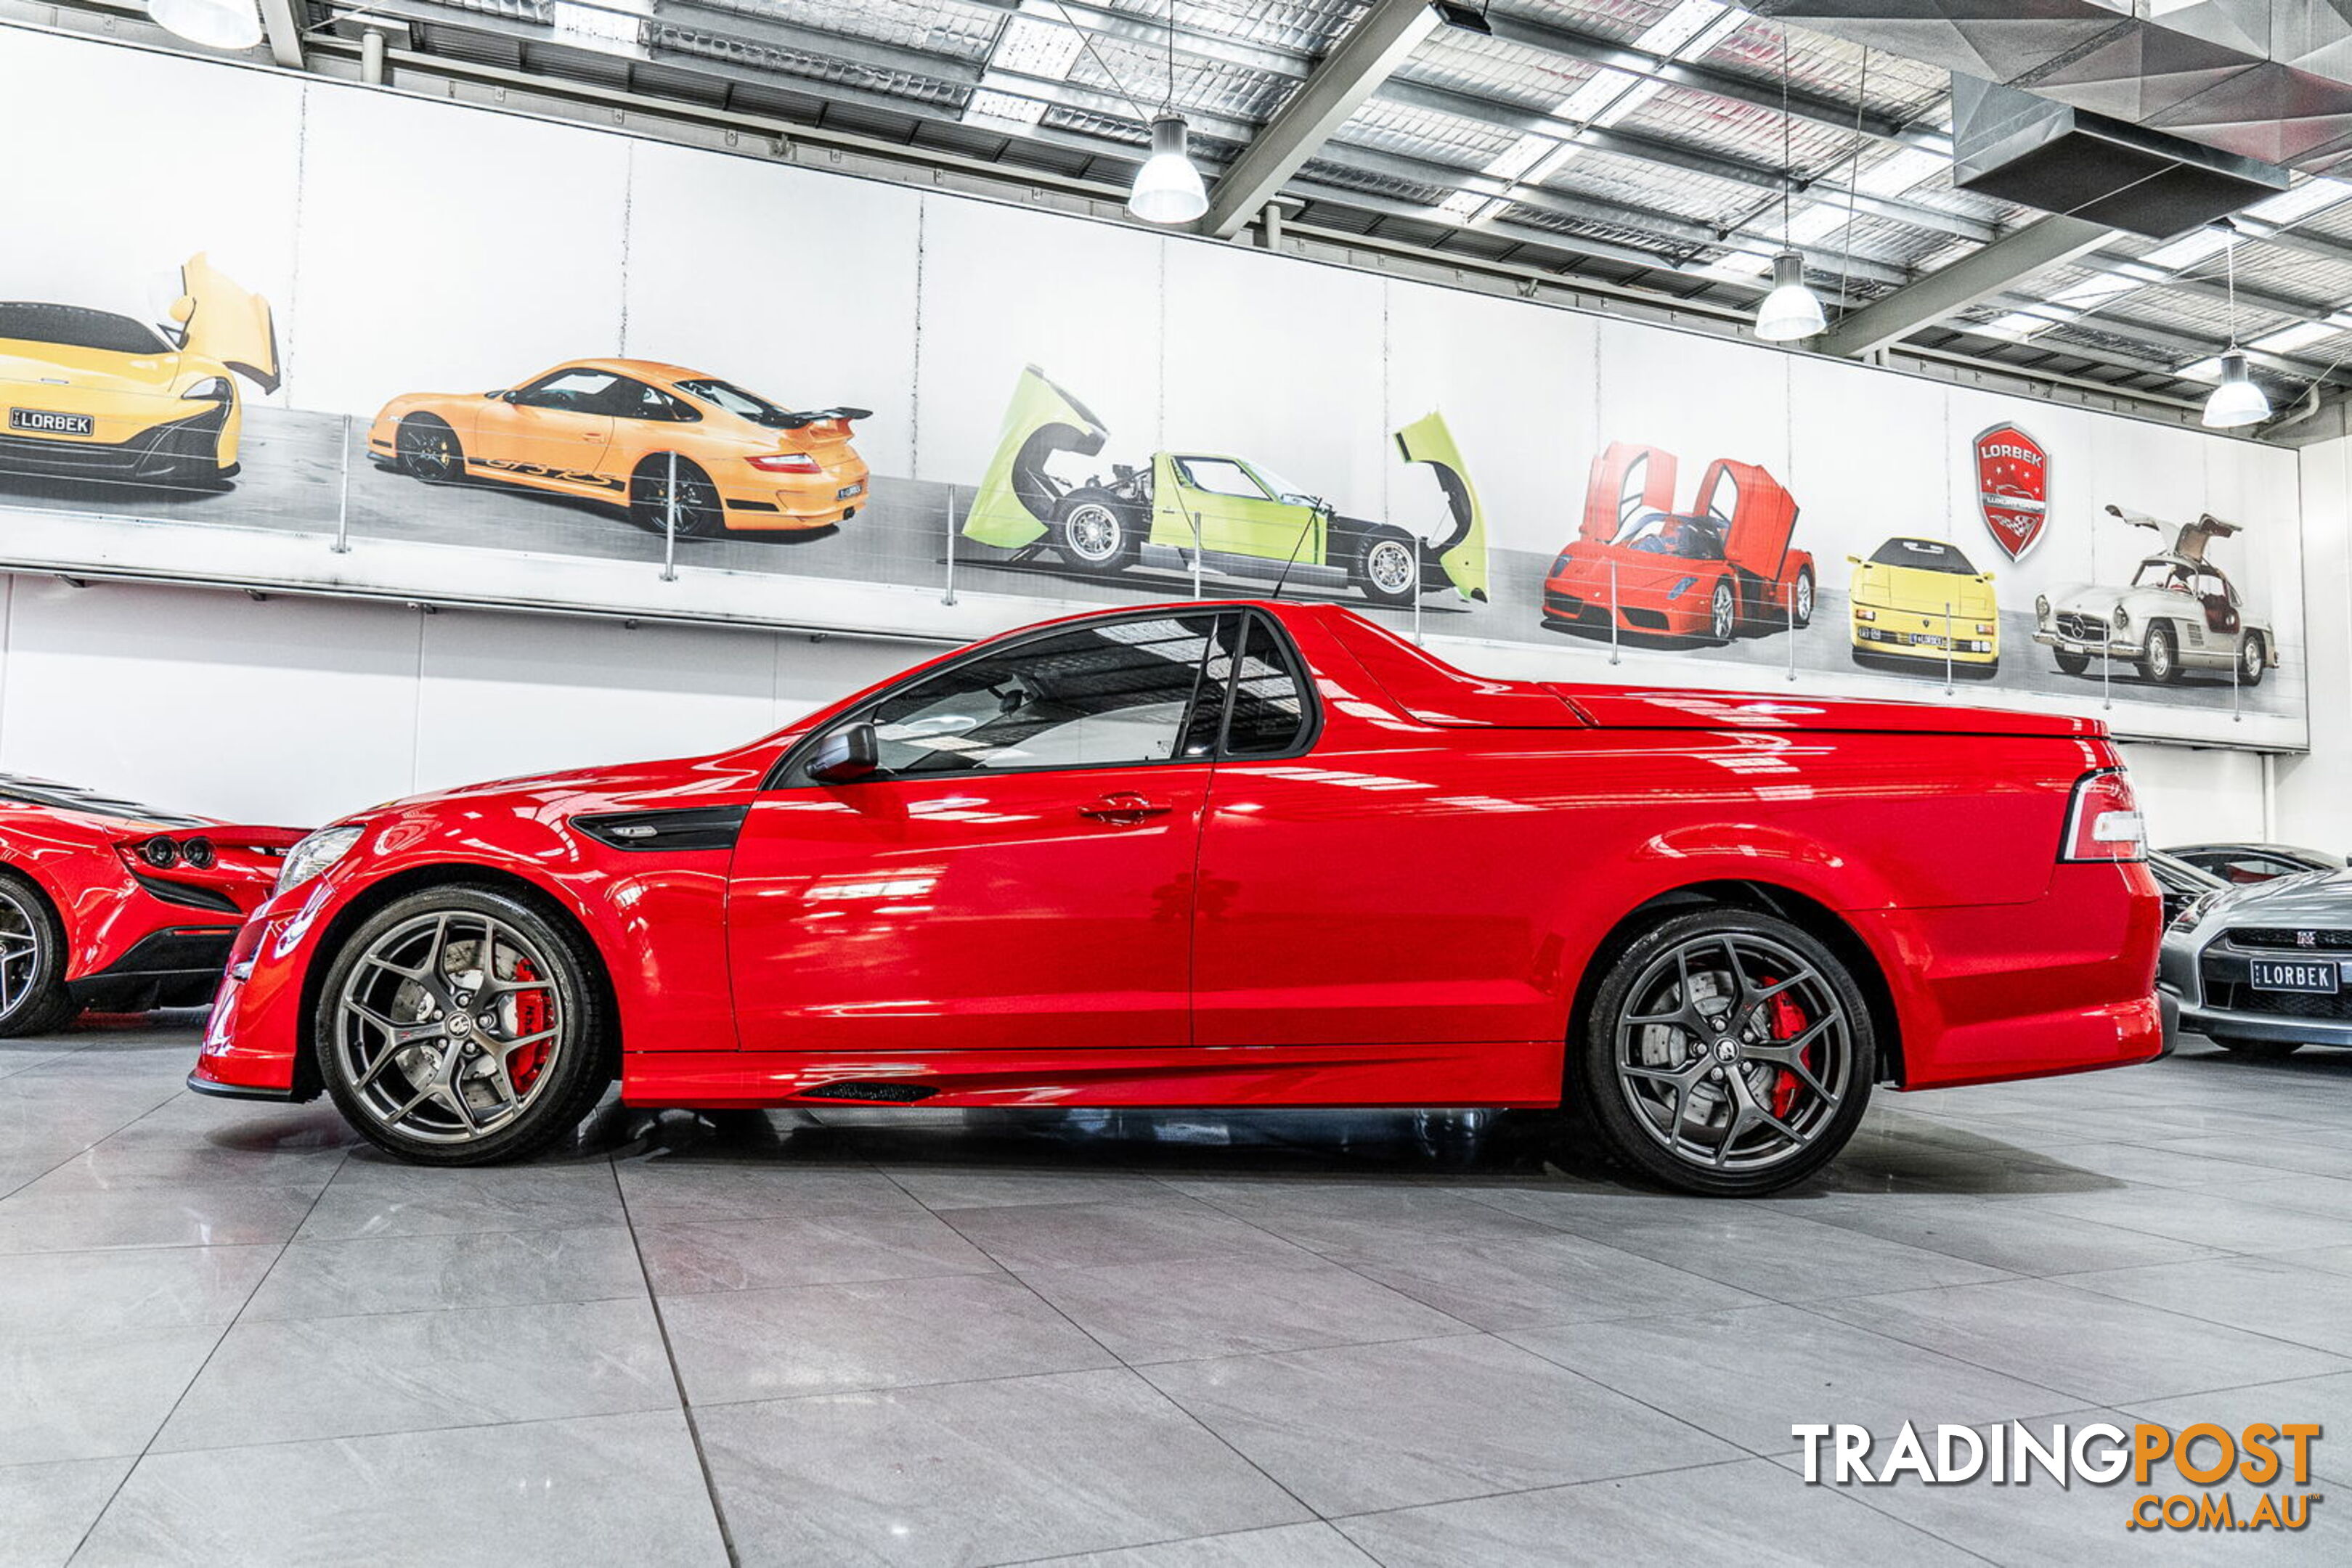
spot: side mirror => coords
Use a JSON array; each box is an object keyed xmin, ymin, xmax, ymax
[
  {"xmin": 806, "ymin": 722, "xmax": 881, "ymax": 784},
  {"xmin": 484, "ymin": 389, "xmax": 507, "ymax": 399},
  {"xmin": 1844, "ymin": 555, "xmax": 1861, "ymax": 565}
]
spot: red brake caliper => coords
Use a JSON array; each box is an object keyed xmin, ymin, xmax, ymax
[
  {"xmin": 1765, "ymin": 982, "xmax": 1810, "ymax": 1118},
  {"xmin": 508, "ymin": 957, "xmax": 551, "ymax": 1092}
]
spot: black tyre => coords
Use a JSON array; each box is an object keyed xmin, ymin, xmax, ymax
[
  {"xmin": 0, "ymin": 870, "xmax": 77, "ymax": 1037},
  {"xmin": 1355, "ymin": 528, "xmax": 1421, "ymax": 608},
  {"xmin": 2054, "ymin": 648, "xmax": 2091, "ymax": 677},
  {"xmin": 1706, "ymin": 578, "xmax": 1738, "ymax": 645},
  {"xmin": 2212, "ymin": 1037, "xmax": 2301, "ymax": 1061},
  {"xmin": 1051, "ymin": 492, "xmax": 1139, "ymax": 574},
  {"xmin": 396, "ymin": 416, "xmax": 465, "ymax": 483},
  {"xmin": 1570, "ymin": 907, "xmax": 1874, "ymax": 1196},
  {"xmin": 1790, "ymin": 568, "xmax": 1815, "ymax": 629},
  {"xmin": 630, "ymin": 457, "xmax": 725, "ymax": 539},
  {"xmin": 2238, "ymin": 632, "xmax": 2267, "ymax": 687},
  {"xmin": 2140, "ymin": 621, "xmax": 2181, "ymax": 685},
  {"xmin": 314, "ymin": 885, "xmax": 611, "ymax": 1166}
]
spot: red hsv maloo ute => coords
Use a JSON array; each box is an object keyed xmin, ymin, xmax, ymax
[{"xmin": 192, "ymin": 602, "xmax": 2164, "ymax": 1195}]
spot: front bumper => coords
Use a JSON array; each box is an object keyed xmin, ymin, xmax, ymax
[
  {"xmin": 1852, "ymin": 614, "xmax": 1997, "ymax": 663},
  {"xmin": 2165, "ymin": 934, "xmax": 2352, "ymax": 1048},
  {"xmin": 1541, "ymin": 582, "xmax": 1704, "ymax": 636},
  {"xmin": 2034, "ymin": 628, "xmax": 2140, "ymax": 660},
  {"xmin": 0, "ymin": 402, "xmax": 233, "ymax": 483}
]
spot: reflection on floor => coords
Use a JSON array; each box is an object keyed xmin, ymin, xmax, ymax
[{"xmin": 6, "ymin": 1018, "xmax": 2352, "ymax": 1565}]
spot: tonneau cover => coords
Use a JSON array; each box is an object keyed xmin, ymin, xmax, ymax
[{"xmin": 1550, "ymin": 687, "xmax": 2102, "ymax": 738}]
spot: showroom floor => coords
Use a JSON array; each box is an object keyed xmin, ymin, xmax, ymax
[{"xmin": 4, "ymin": 1021, "xmax": 2351, "ymax": 1567}]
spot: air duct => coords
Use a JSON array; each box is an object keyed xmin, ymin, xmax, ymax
[{"xmin": 1759, "ymin": 1, "xmax": 2352, "ymax": 174}]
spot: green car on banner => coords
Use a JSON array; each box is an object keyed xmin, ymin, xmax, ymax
[{"xmin": 963, "ymin": 365, "xmax": 1487, "ymax": 608}]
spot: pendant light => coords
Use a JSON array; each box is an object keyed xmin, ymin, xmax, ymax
[
  {"xmin": 1126, "ymin": 4, "xmax": 1206, "ymax": 224},
  {"xmin": 148, "ymin": 0, "xmax": 263, "ymax": 49},
  {"xmin": 2202, "ymin": 232, "xmax": 2271, "ymax": 428},
  {"xmin": 1755, "ymin": 24, "xmax": 1826, "ymax": 342}
]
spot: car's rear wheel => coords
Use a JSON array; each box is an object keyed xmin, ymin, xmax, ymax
[
  {"xmin": 1051, "ymin": 494, "xmax": 1138, "ymax": 573},
  {"xmin": 1356, "ymin": 528, "xmax": 1420, "ymax": 608},
  {"xmin": 2212, "ymin": 1037, "xmax": 2301, "ymax": 1060},
  {"xmin": 2054, "ymin": 648, "xmax": 2091, "ymax": 676},
  {"xmin": 1571, "ymin": 907, "xmax": 1873, "ymax": 1196},
  {"xmin": 2238, "ymin": 632, "xmax": 2266, "ymax": 687},
  {"xmin": 0, "ymin": 872, "xmax": 76, "ymax": 1038},
  {"xmin": 396, "ymin": 416, "xmax": 465, "ymax": 483},
  {"xmin": 315, "ymin": 886, "xmax": 611, "ymax": 1165},
  {"xmin": 2141, "ymin": 621, "xmax": 2181, "ymax": 685},
  {"xmin": 630, "ymin": 457, "xmax": 725, "ymax": 539}
]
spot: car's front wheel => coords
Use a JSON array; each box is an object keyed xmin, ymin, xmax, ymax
[
  {"xmin": 2238, "ymin": 632, "xmax": 2266, "ymax": 687},
  {"xmin": 396, "ymin": 416, "xmax": 465, "ymax": 483},
  {"xmin": 2141, "ymin": 621, "xmax": 2181, "ymax": 685},
  {"xmin": 1706, "ymin": 578, "xmax": 1738, "ymax": 644},
  {"xmin": 1355, "ymin": 528, "xmax": 1421, "ymax": 608},
  {"xmin": 1790, "ymin": 568, "xmax": 1815, "ymax": 629},
  {"xmin": 315, "ymin": 885, "xmax": 611, "ymax": 1165},
  {"xmin": 1571, "ymin": 907, "xmax": 1873, "ymax": 1196},
  {"xmin": 0, "ymin": 871, "xmax": 77, "ymax": 1038},
  {"xmin": 2054, "ymin": 647, "xmax": 2091, "ymax": 676}
]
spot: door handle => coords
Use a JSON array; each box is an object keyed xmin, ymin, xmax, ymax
[{"xmin": 1079, "ymin": 793, "xmax": 1172, "ymax": 822}]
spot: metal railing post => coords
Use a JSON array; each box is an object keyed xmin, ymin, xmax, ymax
[
  {"xmin": 1786, "ymin": 581, "xmax": 1796, "ymax": 681},
  {"xmin": 1608, "ymin": 559, "xmax": 1621, "ymax": 666},
  {"xmin": 662, "ymin": 450, "xmax": 679, "ymax": 583},
  {"xmin": 331, "ymin": 413, "xmax": 352, "ymax": 554},
  {"xmin": 1944, "ymin": 600, "xmax": 1955, "ymax": 695},
  {"xmin": 942, "ymin": 486, "xmax": 959, "ymax": 605}
]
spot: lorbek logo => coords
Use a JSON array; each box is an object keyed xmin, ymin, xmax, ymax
[
  {"xmin": 1795, "ymin": 1421, "xmax": 2324, "ymax": 1533},
  {"xmin": 1975, "ymin": 422, "xmax": 2048, "ymax": 563}
]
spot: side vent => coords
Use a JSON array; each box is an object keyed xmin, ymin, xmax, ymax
[
  {"xmin": 801, "ymin": 1081, "xmax": 939, "ymax": 1103},
  {"xmin": 574, "ymin": 804, "xmax": 749, "ymax": 852},
  {"xmin": 130, "ymin": 871, "xmax": 243, "ymax": 915}
]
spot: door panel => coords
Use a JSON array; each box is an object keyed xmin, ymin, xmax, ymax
[
  {"xmin": 727, "ymin": 767, "xmax": 1207, "ymax": 1052},
  {"xmin": 726, "ymin": 611, "xmax": 1230, "ymax": 1055}
]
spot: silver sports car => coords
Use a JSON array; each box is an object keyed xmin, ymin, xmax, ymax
[
  {"xmin": 2035, "ymin": 505, "xmax": 2276, "ymax": 686},
  {"xmin": 2161, "ymin": 867, "xmax": 2352, "ymax": 1058}
]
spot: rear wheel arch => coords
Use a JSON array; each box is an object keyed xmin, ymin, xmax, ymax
[
  {"xmin": 294, "ymin": 863, "xmax": 621, "ymax": 1101},
  {"xmin": 1565, "ymin": 880, "xmax": 1905, "ymax": 1093}
]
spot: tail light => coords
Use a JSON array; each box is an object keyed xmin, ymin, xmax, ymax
[
  {"xmin": 2061, "ymin": 768, "xmax": 2146, "ymax": 862},
  {"xmin": 748, "ymin": 452, "xmax": 822, "ymax": 474},
  {"xmin": 182, "ymin": 836, "xmax": 215, "ymax": 869},
  {"xmin": 140, "ymin": 835, "xmax": 180, "ymax": 869}
]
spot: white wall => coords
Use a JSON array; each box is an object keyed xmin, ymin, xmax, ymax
[
  {"xmin": 2274, "ymin": 432, "xmax": 2352, "ymax": 854},
  {"xmin": 0, "ymin": 567, "xmax": 2308, "ymax": 844},
  {"xmin": 0, "ymin": 573, "xmax": 909, "ymax": 826}
]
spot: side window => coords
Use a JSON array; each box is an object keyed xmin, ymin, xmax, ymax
[
  {"xmin": 1174, "ymin": 458, "xmax": 1269, "ymax": 500},
  {"xmin": 1701, "ymin": 465, "xmax": 1740, "ymax": 525},
  {"xmin": 514, "ymin": 369, "xmax": 619, "ymax": 411},
  {"xmin": 816, "ymin": 614, "xmax": 1225, "ymax": 780},
  {"xmin": 1220, "ymin": 616, "xmax": 1310, "ymax": 756}
]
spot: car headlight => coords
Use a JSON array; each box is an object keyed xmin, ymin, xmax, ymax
[
  {"xmin": 1855, "ymin": 607, "xmax": 1876, "ymax": 622},
  {"xmin": 2112, "ymin": 605, "xmax": 2129, "ymax": 629},
  {"xmin": 1667, "ymin": 576, "xmax": 1696, "ymax": 598},
  {"xmin": 2170, "ymin": 890, "xmax": 2221, "ymax": 933},
  {"xmin": 274, "ymin": 825, "xmax": 363, "ymax": 895},
  {"xmin": 181, "ymin": 375, "xmax": 231, "ymax": 401},
  {"xmin": 2035, "ymin": 595, "xmax": 2050, "ymax": 623}
]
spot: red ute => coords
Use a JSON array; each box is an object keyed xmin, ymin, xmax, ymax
[
  {"xmin": 0, "ymin": 776, "xmax": 302, "ymax": 1034},
  {"xmin": 192, "ymin": 602, "xmax": 2162, "ymax": 1195},
  {"xmin": 1545, "ymin": 441, "xmax": 1818, "ymax": 645}
]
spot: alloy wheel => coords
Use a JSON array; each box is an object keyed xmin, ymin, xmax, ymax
[
  {"xmin": 1611, "ymin": 931, "xmax": 1855, "ymax": 1175},
  {"xmin": 0, "ymin": 884, "xmax": 44, "ymax": 1022},
  {"xmin": 333, "ymin": 909, "xmax": 566, "ymax": 1145},
  {"xmin": 1710, "ymin": 581, "xmax": 1735, "ymax": 642},
  {"xmin": 1063, "ymin": 503, "xmax": 1124, "ymax": 565},
  {"xmin": 1366, "ymin": 538, "xmax": 1416, "ymax": 596}
]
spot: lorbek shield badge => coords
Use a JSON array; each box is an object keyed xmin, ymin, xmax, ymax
[{"xmin": 1974, "ymin": 422, "xmax": 2048, "ymax": 563}]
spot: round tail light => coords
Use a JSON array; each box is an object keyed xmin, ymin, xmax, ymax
[
  {"xmin": 141, "ymin": 836, "xmax": 181, "ymax": 869},
  {"xmin": 181, "ymin": 837, "xmax": 215, "ymax": 869}
]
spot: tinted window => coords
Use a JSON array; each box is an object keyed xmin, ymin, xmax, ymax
[
  {"xmin": 1219, "ymin": 616, "xmax": 1309, "ymax": 756},
  {"xmin": 514, "ymin": 369, "xmax": 620, "ymax": 411},
  {"xmin": 601, "ymin": 377, "xmax": 697, "ymax": 421},
  {"xmin": 0, "ymin": 303, "xmax": 168, "ymax": 355},
  {"xmin": 676, "ymin": 377, "xmax": 797, "ymax": 428},
  {"xmin": 833, "ymin": 614, "xmax": 1223, "ymax": 778},
  {"xmin": 1869, "ymin": 538, "xmax": 1977, "ymax": 573}
]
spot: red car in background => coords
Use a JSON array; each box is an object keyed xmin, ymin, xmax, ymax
[
  {"xmin": 0, "ymin": 777, "xmax": 301, "ymax": 1035},
  {"xmin": 192, "ymin": 601, "xmax": 2161, "ymax": 1196},
  {"xmin": 1544, "ymin": 442, "xmax": 1816, "ymax": 644}
]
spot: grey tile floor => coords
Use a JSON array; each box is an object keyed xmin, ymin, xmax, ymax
[{"xmin": 5, "ymin": 1017, "xmax": 2351, "ymax": 1566}]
